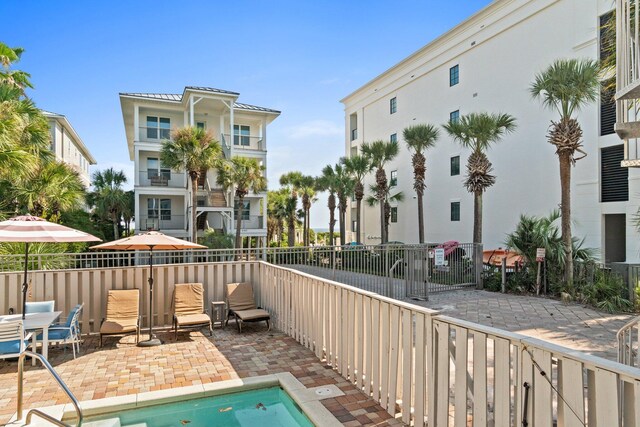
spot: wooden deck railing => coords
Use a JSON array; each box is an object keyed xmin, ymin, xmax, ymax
[{"xmin": 2, "ymin": 260, "xmax": 640, "ymax": 425}]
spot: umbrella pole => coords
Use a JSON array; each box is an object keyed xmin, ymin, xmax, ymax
[
  {"xmin": 21, "ymin": 242, "xmax": 29, "ymax": 320},
  {"xmin": 138, "ymin": 247, "xmax": 162, "ymax": 346}
]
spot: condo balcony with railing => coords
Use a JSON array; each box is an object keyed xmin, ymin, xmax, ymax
[
  {"xmin": 137, "ymin": 214, "xmax": 186, "ymax": 231},
  {"xmin": 137, "ymin": 170, "xmax": 186, "ymax": 188},
  {"xmin": 220, "ymin": 133, "xmax": 265, "ymax": 151},
  {"xmin": 230, "ymin": 215, "xmax": 264, "ymax": 230}
]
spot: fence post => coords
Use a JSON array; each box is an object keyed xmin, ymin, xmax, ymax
[
  {"xmin": 476, "ymin": 243, "xmax": 484, "ymax": 289},
  {"xmin": 332, "ymin": 246, "xmax": 336, "ymax": 281}
]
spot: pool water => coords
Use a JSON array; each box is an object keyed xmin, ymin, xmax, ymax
[{"xmin": 86, "ymin": 387, "xmax": 314, "ymax": 427}]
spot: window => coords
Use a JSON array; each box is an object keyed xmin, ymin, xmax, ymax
[
  {"xmin": 352, "ymin": 220, "xmax": 357, "ymax": 232},
  {"xmin": 391, "ymin": 207, "xmax": 398, "ymax": 223},
  {"xmin": 601, "ymin": 145, "xmax": 629, "ymax": 202},
  {"xmin": 450, "ymin": 202, "xmax": 460, "ymax": 221},
  {"xmin": 390, "ymin": 133, "xmax": 397, "ymax": 143},
  {"xmin": 147, "ymin": 198, "xmax": 171, "ymax": 220},
  {"xmin": 450, "ymin": 110, "xmax": 460, "ymax": 123},
  {"xmin": 351, "ymin": 128, "xmax": 358, "ymax": 141},
  {"xmin": 234, "ymin": 201, "xmax": 250, "ymax": 220},
  {"xmin": 450, "ymin": 156, "xmax": 460, "ymax": 176},
  {"xmin": 390, "ymin": 170, "xmax": 398, "ymax": 187},
  {"xmin": 146, "ymin": 158, "xmax": 170, "ymax": 180},
  {"xmin": 196, "ymin": 121, "xmax": 206, "ymax": 130},
  {"xmin": 449, "ymin": 65, "xmax": 459, "ymax": 86},
  {"xmin": 146, "ymin": 116, "xmax": 170, "ymax": 139},
  {"xmin": 390, "ymin": 97, "xmax": 397, "ymax": 114},
  {"xmin": 233, "ymin": 125, "xmax": 250, "ymax": 146}
]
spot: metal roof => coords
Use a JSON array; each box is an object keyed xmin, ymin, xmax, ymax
[{"xmin": 120, "ymin": 88, "xmax": 279, "ymax": 114}]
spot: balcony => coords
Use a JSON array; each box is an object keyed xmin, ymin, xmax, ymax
[
  {"xmin": 138, "ymin": 170, "xmax": 186, "ymax": 188},
  {"xmin": 138, "ymin": 126, "xmax": 172, "ymax": 143},
  {"xmin": 138, "ymin": 214, "xmax": 185, "ymax": 231},
  {"xmin": 230, "ymin": 215, "xmax": 264, "ymax": 230},
  {"xmin": 615, "ymin": 0, "xmax": 640, "ymax": 166},
  {"xmin": 221, "ymin": 133, "xmax": 264, "ymax": 151}
]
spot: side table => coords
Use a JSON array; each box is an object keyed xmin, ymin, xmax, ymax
[{"xmin": 210, "ymin": 301, "xmax": 226, "ymax": 329}]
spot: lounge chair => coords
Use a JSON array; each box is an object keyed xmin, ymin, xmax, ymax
[
  {"xmin": 225, "ymin": 282, "xmax": 270, "ymax": 333},
  {"xmin": 25, "ymin": 300, "xmax": 55, "ymax": 313},
  {"xmin": 99, "ymin": 289, "xmax": 140, "ymax": 347},
  {"xmin": 172, "ymin": 283, "xmax": 213, "ymax": 339},
  {"xmin": 38, "ymin": 303, "xmax": 83, "ymax": 358},
  {"xmin": 0, "ymin": 320, "xmax": 33, "ymax": 360}
]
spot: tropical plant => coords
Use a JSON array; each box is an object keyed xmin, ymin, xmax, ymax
[
  {"xmin": 342, "ymin": 154, "xmax": 372, "ymax": 244},
  {"xmin": 402, "ymin": 124, "xmax": 439, "ymax": 243},
  {"xmin": 0, "ymin": 42, "xmax": 33, "ymax": 94},
  {"xmin": 298, "ymin": 175, "xmax": 318, "ymax": 247},
  {"xmin": 267, "ymin": 188, "xmax": 294, "ymax": 246},
  {"xmin": 443, "ymin": 112, "xmax": 517, "ymax": 245},
  {"xmin": 530, "ymin": 59, "xmax": 599, "ymax": 285},
  {"xmin": 88, "ymin": 168, "xmax": 128, "ymax": 240},
  {"xmin": 201, "ymin": 230, "xmax": 234, "ymax": 249},
  {"xmin": 334, "ymin": 162, "xmax": 354, "ymax": 246},
  {"xmin": 161, "ymin": 127, "xmax": 221, "ymax": 242},
  {"xmin": 361, "ymin": 140, "xmax": 399, "ymax": 244},
  {"xmin": 279, "ymin": 171, "xmax": 304, "ymax": 246},
  {"xmin": 316, "ymin": 165, "xmax": 339, "ymax": 246},
  {"xmin": 121, "ymin": 190, "xmax": 135, "ymax": 236},
  {"xmin": 366, "ymin": 184, "xmax": 404, "ymax": 242},
  {"xmin": 216, "ymin": 156, "xmax": 267, "ymax": 249}
]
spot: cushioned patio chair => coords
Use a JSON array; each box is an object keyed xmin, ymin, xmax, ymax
[
  {"xmin": 38, "ymin": 303, "xmax": 83, "ymax": 358},
  {"xmin": 25, "ymin": 300, "xmax": 55, "ymax": 314},
  {"xmin": 172, "ymin": 283, "xmax": 213, "ymax": 339},
  {"xmin": 225, "ymin": 282, "xmax": 270, "ymax": 333},
  {"xmin": 99, "ymin": 289, "xmax": 140, "ymax": 347},
  {"xmin": 0, "ymin": 320, "xmax": 33, "ymax": 360}
]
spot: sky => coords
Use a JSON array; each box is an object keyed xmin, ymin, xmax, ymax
[{"xmin": 1, "ymin": 0, "xmax": 492, "ymax": 229}]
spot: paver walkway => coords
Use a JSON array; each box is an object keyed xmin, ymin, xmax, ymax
[
  {"xmin": 0, "ymin": 326, "xmax": 403, "ymax": 426},
  {"xmin": 404, "ymin": 289, "xmax": 634, "ymax": 361}
]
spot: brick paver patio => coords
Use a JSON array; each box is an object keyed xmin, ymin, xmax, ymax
[
  {"xmin": 0, "ymin": 325, "xmax": 403, "ymax": 426},
  {"xmin": 405, "ymin": 289, "xmax": 634, "ymax": 361}
]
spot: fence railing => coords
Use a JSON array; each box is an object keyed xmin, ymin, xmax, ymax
[
  {"xmin": 137, "ymin": 170, "xmax": 186, "ymax": 188},
  {"xmin": 1, "ymin": 260, "xmax": 639, "ymax": 425}
]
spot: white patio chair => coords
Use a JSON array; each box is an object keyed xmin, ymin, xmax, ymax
[
  {"xmin": 38, "ymin": 303, "xmax": 83, "ymax": 358},
  {"xmin": 0, "ymin": 320, "xmax": 33, "ymax": 360}
]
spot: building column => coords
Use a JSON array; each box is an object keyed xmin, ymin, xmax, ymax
[
  {"xmin": 133, "ymin": 104, "xmax": 140, "ymax": 141},
  {"xmin": 134, "ymin": 147, "xmax": 140, "ymax": 187},
  {"xmin": 229, "ymin": 103, "xmax": 234, "ymax": 152},
  {"xmin": 189, "ymin": 96, "xmax": 194, "ymax": 126},
  {"xmin": 134, "ymin": 192, "xmax": 140, "ymax": 234}
]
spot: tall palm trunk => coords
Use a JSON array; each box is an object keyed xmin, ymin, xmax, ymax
[
  {"xmin": 328, "ymin": 193, "xmax": 336, "ymax": 246},
  {"xmin": 354, "ymin": 181, "xmax": 364, "ymax": 244},
  {"xmin": 375, "ymin": 168, "xmax": 388, "ymax": 244},
  {"xmin": 287, "ymin": 214, "xmax": 295, "ymax": 247},
  {"xmin": 413, "ymin": 151, "xmax": 427, "ymax": 244},
  {"xmin": 473, "ymin": 191, "xmax": 482, "ymax": 244},
  {"xmin": 189, "ymin": 172, "xmax": 198, "ymax": 243},
  {"xmin": 302, "ymin": 194, "xmax": 310, "ymax": 247},
  {"xmin": 111, "ymin": 210, "xmax": 119, "ymax": 240},
  {"xmin": 384, "ymin": 201, "xmax": 391, "ymax": 243},
  {"xmin": 559, "ymin": 152, "xmax": 573, "ymax": 285},
  {"xmin": 235, "ymin": 195, "xmax": 244, "ymax": 250},
  {"xmin": 338, "ymin": 195, "xmax": 347, "ymax": 246},
  {"xmin": 278, "ymin": 219, "xmax": 284, "ymax": 246}
]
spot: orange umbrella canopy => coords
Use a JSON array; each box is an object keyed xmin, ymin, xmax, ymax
[{"xmin": 90, "ymin": 231, "xmax": 206, "ymax": 251}]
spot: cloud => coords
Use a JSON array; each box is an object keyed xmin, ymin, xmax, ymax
[{"xmin": 285, "ymin": 120, "xmax": 342, "ymax": 140}]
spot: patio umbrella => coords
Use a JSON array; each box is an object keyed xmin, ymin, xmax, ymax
[
  {"xmin": 90, "ymin": 231, "xmax": 206, "ymax": 347},
  {"xmin": 0, "ymin": 215, "xmax": 102, "ymax": 319}
]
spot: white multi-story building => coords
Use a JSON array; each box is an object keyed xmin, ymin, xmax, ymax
[
  {"xmin": 342, "ymin": 0, "xmax": 640, "ymax": 263},
  {"xmin": 119, "ymin": 86, "xmax": 279, "ymax": 245},
  {"xmin": 42, "ymin": 110, "xmax": 96, "ymax": 187}
]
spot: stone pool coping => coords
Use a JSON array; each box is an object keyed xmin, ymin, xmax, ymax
[{"xmin": 8, "ymin": 372, "xmax": 344, "ymax": 427}]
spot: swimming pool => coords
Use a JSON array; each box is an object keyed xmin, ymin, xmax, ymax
[{"xmin": 85, "ymin": 386, "xmax": 314, "ymax": 427}]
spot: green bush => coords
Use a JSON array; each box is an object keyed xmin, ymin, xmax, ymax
[{"xmin": 579, "ymin": 268, "xmax": 632, "ymax": 313}]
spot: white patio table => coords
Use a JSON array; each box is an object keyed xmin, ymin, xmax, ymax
[{"xmin": 0, "ymin": 311, "xmax": 62, "ymax": 364}]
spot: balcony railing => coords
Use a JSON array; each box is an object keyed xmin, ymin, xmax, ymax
[
  {"xmin": 221, "ymin": 134, "xmax": 264, "ymax": 151},
  {"xmin": 230, "ymin": 215, "xmax": 264, "ymax": 230},
  {"xmin": 138, "ymin": 214, "xmax": 185, "ymax": 231},
  {"xmin": 138, "ymin": 170, "xmax": 186, "ymax": 188},
  {"xmin": 138, "ymin": 126, "xmax": 172, "ymax": 143}
]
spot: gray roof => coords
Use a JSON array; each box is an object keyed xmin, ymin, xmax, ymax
[{"xmin": 120, "ymin": 87, "xmax": 279, "ymax": 114}]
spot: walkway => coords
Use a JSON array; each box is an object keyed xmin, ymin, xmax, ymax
[{"xmin": 405, "ymin": 289, "xmax": 633, "ymax": 361}]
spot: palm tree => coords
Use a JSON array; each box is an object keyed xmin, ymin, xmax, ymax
[
  {"xmin": 267, "ymin": 189, "xmax": 289, "ymax": 245},
  {"xmin": 88, "ymin": 168, "xmax": 128, "ymax": 240},
  {"xmin": 342, "ymin": 154, "xmax": 371, "ymax": 244},
  {"xmin": 216, "ymin": 156, "xmax": 267, "ymax": 249},
  {"xmin": 361, "ymin": 140, "xmax": 399, "ymax": 244},
  {"xmin": 317, "ymin": 165, "xmax": 339, "ymax": 246},
  {"xmin": 279, "ymin": 171, "xmax": 304, "ymax": 246},
  {"xmin": 366, "ymin": 184, "xmax": 405, "ymax": 242},
  {"xmin": 160, "ymin": 127, "xmax": 221, "ymax": 242},
  {"xmin": 403, "ymin": 124, "xmax": 439, "ymax": 244},
  {"xmin": 0, "ymin": 42, "xmax": 33, "ymax": 94},
  {"xmin": 334, "ymin": 163, "xmax": 354, "ymax": 246},
  {"xmin": 122, "ymin": 190, "xmax": 135, "ymax": 236},
  {"xmin": 443, "ymin": 112, "xmax": 517, "ymax": 245},
  {"xmin": 530, "ymin": 59, "xmax": 599, "ymax": 286},
  {"xmin": 298, "ymin": 175, "xmax": 317, "ymax": 247}
]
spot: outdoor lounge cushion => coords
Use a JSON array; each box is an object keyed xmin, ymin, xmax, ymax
[
  {"xmin": 173, "ymin": 283, "xmax": 205, "ymax": 316},
  {"xmin": 226, "ymin": 282, "xmax": 259, "ymax": 311},
  {"xmin": 234, "ymin": 308, "xmax": 270, "ymax": 321},
  {"xmin": 100, "ymin": 289, "xmax": 139, "ymax": 335},
  {"xmin": 25, "ymin": 300, "xmax": 55, "ymax": 313},
  {"xmin": 0, "ymin": 339, "xmax": 29, "ymax": 354},
  {"xmin": 176, "ymin": 313, "xmax": 211, "ymax": 326}
]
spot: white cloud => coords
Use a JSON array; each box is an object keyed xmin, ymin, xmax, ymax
[{"xmin": 285, "ymin": 120, "xmax": 342, "ymax": 140}]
